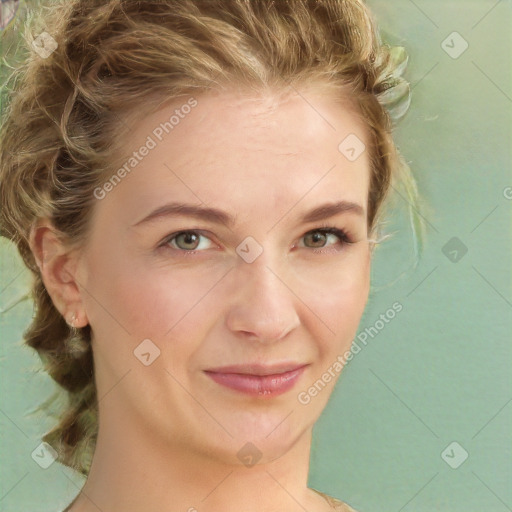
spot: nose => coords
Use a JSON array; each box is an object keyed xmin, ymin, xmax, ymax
[{"xmin": 225, "ymin": 256, "xmax": 301, "ymax": 344}]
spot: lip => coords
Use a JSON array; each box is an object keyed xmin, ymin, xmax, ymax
[{"xmin": 204, "ymin": 363, "xmax": 309, "ymax": 398}]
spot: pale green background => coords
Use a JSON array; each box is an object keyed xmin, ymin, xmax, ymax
[{"xmin": 1, "ymin": 1, "xmax": 511, "ymax": 511}]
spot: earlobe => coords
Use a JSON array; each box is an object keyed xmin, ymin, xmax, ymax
[{"xmin": 29, "ymin": 219, "xmax": 89, "ymax": 328}]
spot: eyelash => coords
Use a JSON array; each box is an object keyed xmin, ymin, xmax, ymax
[
  {"xmin": 158, "ymin": 225, "xmax": 354, "ymax": 256},
  {"xmin": 301, "ymin": 225, "xmax": 354, "ymax": 253}
]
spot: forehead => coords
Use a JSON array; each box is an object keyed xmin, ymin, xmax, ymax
[{"xmin": 101, "ymin": 87, "xmax": 370, "ymax": 225}]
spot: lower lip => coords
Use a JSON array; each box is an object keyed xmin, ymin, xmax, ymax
[{"xmin": 204, "ymin": 366, "xmax": 307, "ymax": 398}]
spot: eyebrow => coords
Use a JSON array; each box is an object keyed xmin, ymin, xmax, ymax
[{"xmin": 131, "ymin": 200, "xmax": 365, "ymax": 228}]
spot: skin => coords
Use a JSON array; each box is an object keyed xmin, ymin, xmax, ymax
[{"xmin": 31, "ymin": 85, "xmax": 372, "ymax": 512}]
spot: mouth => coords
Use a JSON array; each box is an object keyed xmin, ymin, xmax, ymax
[{"xmin": 203, "ymin": 363, "xmax": 309, "ymax": 398}]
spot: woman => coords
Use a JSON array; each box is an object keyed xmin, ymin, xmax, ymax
[{"xmin": 0, "ymin": 1, "xmax": 420, "ymax": 510}]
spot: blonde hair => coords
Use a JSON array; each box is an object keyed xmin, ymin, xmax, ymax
[{"xmin": 0, "ymin": 0, "xmax": 422, "ymax": 475}]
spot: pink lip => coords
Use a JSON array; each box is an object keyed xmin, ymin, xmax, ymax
[{"xmin": 204, "ymin": 363, "xmax": 308, "ymax": 398}]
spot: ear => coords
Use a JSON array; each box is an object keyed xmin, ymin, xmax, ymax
[{"xmin": 29, "ymin": 218, "xmax": 89, "ymax": 328}]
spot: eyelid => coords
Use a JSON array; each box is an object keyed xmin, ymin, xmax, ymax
[
  {"xmin": 159, "ymin": 229, "xmax": 217, "ymax": 251},
  {"xmin": 296, "ymin": 226, "xmax": 354, "ymax": 249}
]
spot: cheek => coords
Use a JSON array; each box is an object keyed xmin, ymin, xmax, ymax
[
  {"xmin": 101, "ymin": 258, "xmax": 227, "ymax": 341},
  {"xmin": 296, "ymin": 249, "xmax": 370, "ymax": 350}
]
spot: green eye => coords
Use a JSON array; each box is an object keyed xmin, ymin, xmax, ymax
[
  {"xmin": 173, "ymin": 232, "xmax": 201, "ymax": 250},
  {"xmin": 304, "ymin": 231, "xmax": 329, "ymax": 248},
  {"xmin": 301, "ymin": 228, "xmax": 350, "ymax": 249},
  {"xmin": 163, "ymin": 231, "xmax": 214, "ymax": 251}
]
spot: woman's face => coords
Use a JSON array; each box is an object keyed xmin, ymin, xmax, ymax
[{"xmin": 75, "ymin": 87, "xmax": 372, "ymax": 465}]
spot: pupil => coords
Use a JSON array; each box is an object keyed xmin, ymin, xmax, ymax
[
  {"xmin": 309, "ymin": 232, "xmax": 326, "ymax": 247},
  {"xmin": 180, "ymin": 232, "xmax": 198, "ymax": 249}
]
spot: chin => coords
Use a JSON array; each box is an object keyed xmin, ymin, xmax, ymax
[
  {"xmin": 198, "ymin": 407, "xmax": 315, "ymax": 466},
  {"xmin": 198, "ymin": 432, "xmax": 304, "ymax": 468}
]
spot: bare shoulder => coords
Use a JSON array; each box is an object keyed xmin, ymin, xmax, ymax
[{"xmin": 313, "ymin": 489, "xmax": 360, "ymax": 512}]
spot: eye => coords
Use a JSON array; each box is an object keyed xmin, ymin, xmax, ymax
[
  {"xmin": 159, "ymin": 227, "xmax": 354, "ymax": 255},
  {"xmin": 161, "ymin": 230, "xmax": 215, "ymax": 251},
  {"xmin": 299, "ymin": 227, "xmax": 352, "ymax": 250}
]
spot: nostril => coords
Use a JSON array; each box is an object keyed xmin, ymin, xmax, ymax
[{"xmin": 228, "ymin": 312, "xmax": 300, "ymax": 344}]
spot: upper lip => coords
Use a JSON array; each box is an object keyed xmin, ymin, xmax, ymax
[{"xmin": 204, "ymin": 363, "xmax": 308, "ymax": 376}]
